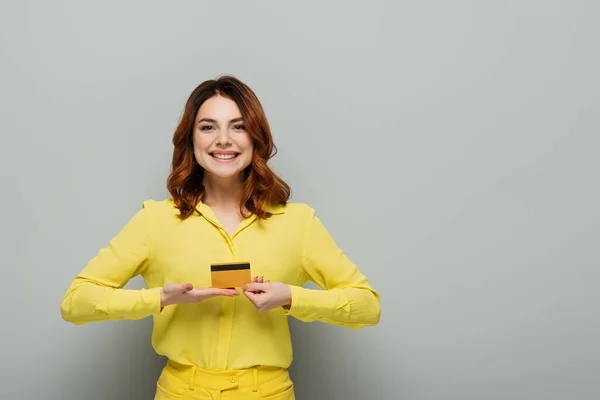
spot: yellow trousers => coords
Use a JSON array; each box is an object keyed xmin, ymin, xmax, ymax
[{"xmin": 154, "ymin": 360, "xmax": 295, "ymax": 400}]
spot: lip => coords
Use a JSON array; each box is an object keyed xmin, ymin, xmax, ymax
[{"xmin": 209, "ymin": 151, "xmax": 240, "ymax": 163}]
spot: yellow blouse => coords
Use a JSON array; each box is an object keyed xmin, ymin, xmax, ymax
[{"xmin": 60, "ymin": 199, "xmax": 381, "ymax": 370}]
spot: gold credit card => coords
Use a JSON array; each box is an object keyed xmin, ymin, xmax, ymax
[{"xmin": 210, "ymin": 262, "xmax": 251, "ymax": 288}]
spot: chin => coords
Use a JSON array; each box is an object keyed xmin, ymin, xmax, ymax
[
  {"xmin": 209, "ymin": 170, "xmax": 243, "ymax": 179},
  {"xmin": 203, "ymin": 165, "xmax": 248, "ymax": 180},
  {"xmin": 198, "ymin": 155, "xmax": 251, "ymax": 180}
]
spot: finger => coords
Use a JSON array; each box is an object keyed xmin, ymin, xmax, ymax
[
  {"xmin": 243, "ymin": 290, "xmax": 261, "ymax": 304},
  {"xmin": 182, "ymin": 283, "xmax": 193, "ymax": 292},
  {"xmin": 242, "ymin": 282, "xmax": 267, "ymax": 292},
  {"xmin": 244, "ymin": 291, "xmax": 269, "ymax": 312},
  {"xmin": 188, "ymin": 288, "xmax": 238, "ymax": 299},
  {"xmin": 216, "ymin": 288, "xmax": 239, "ymax": 296},
  {"xmin": 208, "ymin": 287, "xmax": 239, "ymax": 296}
]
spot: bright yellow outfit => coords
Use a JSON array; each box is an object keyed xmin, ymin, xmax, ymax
[{"xmin": 60, "ymin": 199, "xmax": 381, "ymax": 399}]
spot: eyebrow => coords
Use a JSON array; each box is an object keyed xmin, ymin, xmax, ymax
[{"xmin": 197, "ymin": 117, "xmax": 244, "ymax": 125}]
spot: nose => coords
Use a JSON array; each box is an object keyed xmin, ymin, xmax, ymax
[{"xmin": 216, "ymin": 130, "xmax": 232, "ymax": 145}]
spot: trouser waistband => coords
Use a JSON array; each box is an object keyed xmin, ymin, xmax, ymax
[{"xmin": 165, "ymin": 360, "xmax": 288, "ymax": 392}]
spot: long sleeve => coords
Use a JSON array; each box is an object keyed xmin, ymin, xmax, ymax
[
  {"xmin": 286, "ymin": 208, "xmax": 381, "ymax": 329},
  {"xmin": 60, "ymin": 201, "xmax": 162, "ymax": 325}
]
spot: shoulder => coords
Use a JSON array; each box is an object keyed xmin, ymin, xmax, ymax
[
  {"xmin": 275, "ymin": 202, "xmax": 316, "ymax": 220},
  {"xmin": 139, "ymin": 198, "xmax": 181, "ymax": 219},
  {"xmin": 141, "ymin": 197, "xmax": 176, "ymax": 210}
]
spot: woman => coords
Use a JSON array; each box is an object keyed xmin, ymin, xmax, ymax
[{"xmin": 60, "ymin": 75, "xmax": 381, "ymax": 399}]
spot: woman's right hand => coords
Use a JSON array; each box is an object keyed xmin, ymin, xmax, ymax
[{"xmin": 160, "ymin": 283, "xmax": 239, "ymax": 308}]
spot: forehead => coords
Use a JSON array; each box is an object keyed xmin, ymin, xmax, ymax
[{"xmin": 196, "ymin": 95, "xmax": 242, "ymax": 120}]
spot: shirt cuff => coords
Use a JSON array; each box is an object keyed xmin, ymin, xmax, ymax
[
  {"xmin": 106, "ymin": 286, "xmax": 163, "ymax": 320},
  {"xmin": 284, "ymin": 285, "xmax": 338, "ymax": 322}
]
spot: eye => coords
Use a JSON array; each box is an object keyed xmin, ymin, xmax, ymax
[
  {"xmin": 200, "ymin": 125, "xmax": 214, "ymax": 132},
  {"xmin": 233, "ymin": 124, "xmax": 245, "ymax": 131}
]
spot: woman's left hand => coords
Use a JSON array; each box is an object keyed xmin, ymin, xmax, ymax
[{"xmin": 242, "ymin": 276, "xmax": 292, "ymax": 312}]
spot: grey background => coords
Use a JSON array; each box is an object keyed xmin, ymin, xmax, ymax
[{"xmin": 1, "ymin": 1, "xmax": 598, "ymax": 399}]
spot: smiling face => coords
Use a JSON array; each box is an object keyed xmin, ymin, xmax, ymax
[{"xmin": 193, "ymin": 95, "xmax": 254, "ymax": 180}]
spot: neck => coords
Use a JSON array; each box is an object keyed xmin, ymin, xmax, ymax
[{"xmin": 202, "ymin": 173, "xmax": 245, "ymax": 211}]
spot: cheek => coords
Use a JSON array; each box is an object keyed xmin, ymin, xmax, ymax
[
  {"xmin": 193, "ymin": 135, "xmax": 211, "ymax": 153},
  {"xmin": 240, "ymin": 135, "xmax": 254, "ymax": 153},
  {"xmin": 242, "ymin": 146, "xmax": 254, "ymax": 162}
]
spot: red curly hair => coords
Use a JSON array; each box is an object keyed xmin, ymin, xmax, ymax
[{"xmin": 166, "ymin": 75, "xmax": 291, "ymax": 220}]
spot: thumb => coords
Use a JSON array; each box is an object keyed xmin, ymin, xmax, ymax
[
  {"xmin": 181, "ymin": 283, "xmax": 193, "ymax": 292},
  {"xmin": 243, "ymin": 290, "xmax": 261, "ymax": 303},
  {"xmin": 165, "ymin": 283, "xmax": 193, "ymax": 294},
  {"xmin": 243, "ymin": 282, "xmax": 267, "ymax": 292}
]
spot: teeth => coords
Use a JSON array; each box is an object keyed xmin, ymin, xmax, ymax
[{"xmin": 213, "ymin": 153, "xmax": 237, "ymax": 160}]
